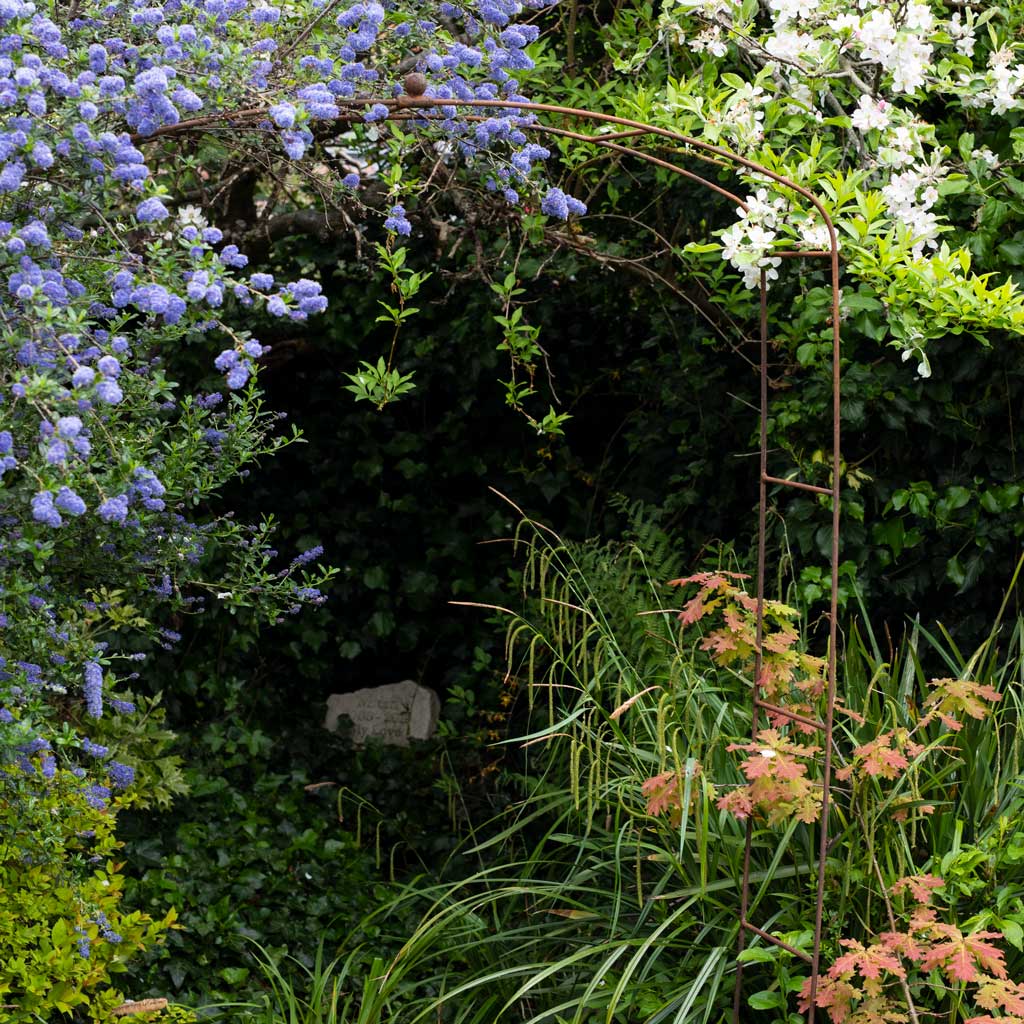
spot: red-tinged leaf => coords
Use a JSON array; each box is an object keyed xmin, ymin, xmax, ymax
[
  {"xmin": 794, "ymin": 791, "xmax": 823, "ymax": 824},
  {"xmin": 799, "ymin": 975, "xmax": 858, "ymax": 1024},
  {"xmin": 766, "ymin": 701, "xmax": 818, "ymax": 735},
  {"xmin": 678, "ymin": 594, "xmax": 706, "ymax": 627},
  {"xmin": 773, "ymin": 755, "xmax": 807, "ymax": 782},
  {"xmin": 909, "ymin": 906, "xmax": 938, "ymax": 931},
  {"xmin": 740, "ymin": 752, "xmax": 780, "ymax": 780},
  {"xmin": 668, "ymin": 570, "xmax": 749, "ymax": 589},
  {"xmin": 965, "ymin": 931, "xmax": 1009, "ymax": 978},
  {"xmin": 716, "ymin": 788, "xmax": 753, "ymax": 819},
  {"xmin": 722, "ymin": 607, "xmax": 749, "ymax": 633},
  {"xmin": 828, "ymin": 940, "xmax": 903, "ymax": 982},
  {"xmin": 640, "ymin": 769, "xmax": 692, "ymax": 825},
  {"xmin": 757, "ymin": 659, "xmax": 794, "ymax": 699},
  {"xmin": 763, "ymin": 626, "xmax": 799, "ymax": 654},
  {"xmin": 941, "ymin": 944, "xmax": 978, "ymax": 982},
  {"xmin": 721, "ymin": 729, "xmax": 822, "ymax": 825},
  {"xmin": 878, "ymin": 930, "xmax": 922, "ymax": 962},
  {"xmin": 891, "ymin": 874, "xmax": 944, "ymax": 904},
  {"xmin": 831, "ymin": 943, "xmax": 867, "ymax": 978},
  {"xmin": 668, "ymin": 572, "xmax": 716, "ymax": 589},
  {"xmin": 701, "ymin": 629, "xmax": 740, "ymax": 657},
  {"xmin": 918, "ymin": 927, "xmax": 1006, "ymax": 983},
  {"xmin": 923, "ymin": 678, "xmax": 1001, "ymax": 729},
  {"xmin": 849, "ymin": 735, "xmax": 903, "ymax": 779},
  {"xmin": 975, "ymin": 976, "xmax": 1024, "ymax": 1015},
  {"xmin": 852, "ymin": 997, "xmax": 909, "ymax": 1023}
]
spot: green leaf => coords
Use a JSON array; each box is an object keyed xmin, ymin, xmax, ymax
[
  {"xmin": 736, "ymin": 947, "xmax": 777, "ymax": 964},
  {"xmin": 1000, "ymin": 919, "xmax": 1024, "ymax": 950},
  {"xmin": 947, "ymin": 556, "xmax": 965, "ymax": 587},
  {"xmin": 749, "ymin": 990, "xmax": 785, "ymax": 1010}
]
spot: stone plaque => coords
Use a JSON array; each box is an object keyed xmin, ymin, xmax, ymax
[{"xmin": 324, "ymin": 679, "xmax": 440, "ymax": 747}]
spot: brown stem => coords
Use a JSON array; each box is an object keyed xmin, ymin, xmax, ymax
[{"xmin": 871, "ymin": 847, "xmax": 922, "ymax": 1024}]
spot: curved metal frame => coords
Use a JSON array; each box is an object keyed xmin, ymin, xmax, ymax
[{"xmin": 144, "ymin": 88, "xmax": 843, "ymax": 1022}]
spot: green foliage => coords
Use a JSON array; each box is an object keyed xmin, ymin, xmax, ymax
[
  {"xmin": 225, "ymin": 941, "xmax": 393, "ymax": 1024},
  {"xmin": 0, "ymin": 768, "xmax": 175, "ymax": 1023},
  {"xmin": 121, "ymin": 710, "xmax": 383, "ymax": 1005},
  {"xmin": 120, "ymin": 670, "xmax": 484, "ymax": 1011},
  {"xmin": 314, "ymin": 519, "xmax": 1024, "ymax": 1023},
  {"xmin": 84, "ymin": 693, "xmax": 190, "ymax": 812},
  {"xmin": 343, "ymin": 245, "xmax": 428, "ymax": 409},
  {"xmin": 343, "ymin": 356, "xmax": 417, "ymax": 408}
]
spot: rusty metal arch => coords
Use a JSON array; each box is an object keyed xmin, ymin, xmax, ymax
[{"xmin": 145, "ymin": 86, "xmax": 843, "ymax": 1022}]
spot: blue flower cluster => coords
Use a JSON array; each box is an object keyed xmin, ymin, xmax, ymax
[
  {"xmin": 0, "ymin": 3, "xmax": 344, "ymax": 807},
  {"xmin": 0, "ymin": 0, "xmax": 578, "ymax": 885}
]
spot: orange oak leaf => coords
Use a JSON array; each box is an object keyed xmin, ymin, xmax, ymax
[
  {"xmin": 716, "ymin": 788, "xmax": 754, "ymax": 819},
  {"xmin": 878, "ymin": 930, "xmax": 922, "ymax": 961},
  {"xmin": 799, "ymin": 975, "xmax": 858, "ymax": 1024},
  {"xmin": 763, "ymin": 625, "xmax": 799, "ymax": 654},
  {"xmin": 641, "ymin": 764, "xmax": 703, "ymax": 825},
  {"xmin": 830, "ymin": 940, "xmax": 904, "ymax": 982},
  {"xmin": 641, "ymin": 770, "xmax": 681, "ymax": 819},
  {"xmin": 918, "ymin": 927, "xmax": 1007, "ymax": 983},
  {"xmin": 922, "ymin": 678, "xmax": 1001, "ymax": 731},
  {"xmin": 975, "ymin": 976, "xmax": 1024, "ymax": 1016},
  {"xmin": 678, "ymin": 593, "xmax": 707, "ymax": 627},
  {"xmin": 891, "ymin": 874, "xmax": 944, "ymax": 904}
]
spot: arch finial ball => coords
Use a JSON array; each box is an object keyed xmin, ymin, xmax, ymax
[{"xmin": 404, "ymin": 72, "xmax": 428, "ymax": 97}]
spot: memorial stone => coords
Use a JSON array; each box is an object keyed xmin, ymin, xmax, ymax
[{"xmin": 324, "ymin": 679, "xmax": 441, "ymax": 747}]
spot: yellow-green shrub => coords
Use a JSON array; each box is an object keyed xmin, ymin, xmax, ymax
[{"xmin": 0, "ymin": 761, "xmax": 174, "ymax": 1023}]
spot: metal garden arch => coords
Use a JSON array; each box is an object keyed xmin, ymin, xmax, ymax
[{"xmin": 145, "ymin": 81, "xmax": 844, "ymax": 1022}]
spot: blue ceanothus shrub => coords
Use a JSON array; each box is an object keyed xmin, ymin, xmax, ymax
[{"xmin": 0, "ymin": 0, "xmax": 583, "ymax": 1014}]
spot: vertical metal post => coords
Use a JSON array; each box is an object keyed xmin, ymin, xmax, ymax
[
  {"xmin": 806, "ymin": 237, "xmax": 843, "ymax": 1021},
  {"xmin": 734, "ymin": 247, "xmax": 841, "ymax": 1023},
  {"xmin": 733, "ymin": 270, "xmax": 771, "ymax": 1017}
]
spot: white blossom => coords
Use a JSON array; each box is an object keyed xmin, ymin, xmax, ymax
[
  {"xmin": 764, "ymin": 28, "xmax": 818, "ymax": 63},
  {"xmin": 947, "ymin": 11, "xmax": 976, "ymax": 58},
  {"xmin": 970, "ymin": 147, "xmax": 999, "ymax": 168},
  {"xmin": 768, "ymin": 0, "xmax": 817, "ymax": 27},
  {"xmin": 878, "ymin": 123, "xmax": 925, "ymax": 168},
  {"xmin": 827, "ymin": 12, "xmax": 859, "ymax": 33},
  {"xmin": 855, "ymin": 9, "xmax": 896, "ymax": 66},
  {"xmin": 721, "ymin": 200, "xmax": 784, "ymax": 289},
  {"xmin": 904, "ymin": 2, "xmax": 934, "ymax": 33},
  {"xmin": 798, "ymin": 218, "xmax": 837, "ymax": 250},
  {"xmin": 851, "ymin": 95, "xmax": 890, "ymax": 131},
  {"xmin": 689, "ymin": 24, "xmax": 728, "ymax": 56},
  {"xmin": 890, "ymin": 35, "xmax": 932, "ymax": 94},
  {"xmin": 881, "ymin": 161, "xmax": 946, "ymax": 255},
  {"xmin": 177, "ymin": 204, "xmax": 207, "ymax": 229},
  {"xmin": 987, "ymin": 60, "xmax": 1024, "ymax": 114}
]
